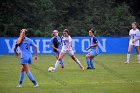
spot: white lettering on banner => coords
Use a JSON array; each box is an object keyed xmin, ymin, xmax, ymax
[
  {"xmin": 3, "ymin": 38, "xmax": 106, "ymax": 54},
  {"xmin": 82, "ymin": 39, "xmax": 89, "ymax": 52},
  {"xmin": 30, "ymin": 40, "xmax": 40, "ymax": 53},
  {"xmin": 72, "ymin": 39, "xmax": 79, "ymax": 52},
  {"xmin": 35, "ymin": 40, "xmax": 41, "ymax": 53},
  {"xmin": 42, "ymin": 40, "xmax": 51, "ymax": 53},
  {"xmin": 80, "ymin": 38, "xmax": 107, "ymax": 53},
  {"xmin": 98, "ymin": 39, "xmax": 106, "ymax": 52},
  {"xmin": 5, "ymin": 39, "xmax": 16, "ymax": 53}
]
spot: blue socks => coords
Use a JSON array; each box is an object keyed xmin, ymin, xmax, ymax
[
  {"xmin": 59, "ymin": 60, "xmax": 64, "ymax": 68},
  {"xmin": 90, "ymin": 61, "xmax": 94, "ymax": 69},
  {"xmin": 86, "ymin": 58, "xmax": 91, "ymax": 67},
  {"xmin": 19, "ymin": 72, "xmax": 25, "ymax": 84},
  {"xmin": 27, "ymin": 72, "xmax": 37, "ymax": 85},
  {"xmin": 18, "ymin": 72, "xmax": 37, "ymax": 85},
  {"xmin": 86, "ymin": 58, "xmax": 95, "ymax": 69}
]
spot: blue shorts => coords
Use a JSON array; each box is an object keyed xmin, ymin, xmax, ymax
[
  {"xmin": 20, "ymin": 56, "xmax": 32, "ymax": 65},
  {"xmin": 53, "ymin": 51, "xmax": 60, "ymax": 57},
  {"xmin": 88, "ymin": 50, "xmax": 98, "ymax": 57}
]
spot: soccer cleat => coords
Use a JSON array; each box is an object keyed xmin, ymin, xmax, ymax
[
  {"xmin": 61, "ymin": 67, "xmax": 64, "ymax": 71},
  {"xmin": 91, "ymin": 67, "xmax": 95, "ymax": 69},
  {"xmin": 124, "ymin": 61, "xmax": 130, "ymax": 64},
  {"xmin": 17, "ymin": 84, "xmax": 22, "ymax": 88},
  {"xmin": 80, "ymin": 66, "xmax": 84, "ymax": 70},
  {"xmin": 34, "ymin": 83, "xmax": 39, "ymax": 87},
  {"xmin": 87, "ymin": 67, "xmax": 91, "ymax": 69}
]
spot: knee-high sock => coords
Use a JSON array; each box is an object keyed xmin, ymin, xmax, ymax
[
  {"xmin": 27, "ymin": 72, "xmax": 37, "ymax": 85},
  {"xmin": 137, "ymin": 54, "xmax": 140, "ymax": 61},
  {"xmin": 19, "ymin": 72, "xmax": 25, "ymax": 85},
  {"xmin": 86, "ymin": 58, "xmax": 91, "ymax": 67},
  {"xmin": 59, "ymin": 60, "xmax": 64, "ymax": 68},
  {"xmin": 54, "ymin": 60, "xmax": 60, "ymax": 70},
  {"xmin": 90, "ymin": 61, "xmax": 94, "ymax": 69},
  {"xmin": 75, "ymin": 59, "xmax": 82, "ymax": 67},
  {"xmin": 127, "ymin": 54, "xmax": 130, "ymax": 62}
]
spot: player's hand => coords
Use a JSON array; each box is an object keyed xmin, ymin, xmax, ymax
[
  {"xmin": 132, "ymin": 40, "xmax": 136, "ymax": 43},
  {"xmin": 56, "ymin": 49, "xmax": 60, "ymax": 52},
  {"xmin": 34, "ymin": 56, "xmax": 38, "ymax": 61}
]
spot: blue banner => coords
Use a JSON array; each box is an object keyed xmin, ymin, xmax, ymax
[{"xmin": 0, "ymin": 37, "xmax": 136, "ymax": 55}]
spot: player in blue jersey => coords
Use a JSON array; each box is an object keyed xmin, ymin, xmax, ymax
[
  {"xmin": 86, "ymin": 29, "xmax": 98, "ymax": 69},
  {"xmin": 50, "ymin": 30, "xmax": 64, "ymax": 70},
  {"xmin": 14, "ymin": 29, "xmax": 38, "ymax": 87}
]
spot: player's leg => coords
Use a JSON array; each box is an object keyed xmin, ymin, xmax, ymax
[
  {"xmin": 86, "ymin": 54, "xmax": 93, "ymax": 69},
  {"xmin": 54, "ymin": 51, "xmax": 65, "ymax": 70},
  {"xmin": 60, "ymin": 59, "xmax": 64, "ymax": 70},
  {"xmin": 17, "ymin": 58, "xmax": 26, "ymax": 87},
  {"xmin": 24, "ymin": 64, "xmax": 38, "ymax": 87},
  {"xmin": 135, "ymin": 46, "xmax": 140, "ymax": 63},
  {"xmin": 59, "ymin": 58, "xmax": 64, "ymax": 70},
  {"xmin": 17, "ymin": 65, "xmax": 25, "ymax": 87},
  {"xmin": 56, "ymin": 52, "xmax": 64, "ymax": 69},
  {"xmin": 24, "ymin": 57, "xmax": 38, "ymax": 87},
  {"xmin": 90, "ymin": 51, "xmax": 98, "ymax": 69},
  {"xmin": 69, "ymin": 50, "xmax": 84, "ymax": 70},
  {"xmin": 90, "ymin": 57, "xmax": 95, "ymax": 69},
  {"xmin": 125, "ymin": 45, "xmax": 133, "ymax": 63},
  {"xmin": 55, "ymin": 54, "xmax": 64, "ymax": 70},
  {"xmin": 70, "ymin": 54, "xmax": 84, "ymax": 70},
  {"xmin": 90, "ymin": 59, "xmax": 94, "ymax": 69}
]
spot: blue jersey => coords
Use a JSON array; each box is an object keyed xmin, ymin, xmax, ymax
[
  {"xmin": 89, "ymin": 36, "xmax": 98, "ymax": 51},
  {"xmin": 18, "ymin": 37, "xmax": 35, "ymax": 58},
  {"xmin": 50, "ymin": 36, "xmax": 62, "ymax": 52}
]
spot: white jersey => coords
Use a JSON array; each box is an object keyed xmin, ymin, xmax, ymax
[
  {"xmin": 61, "ymin": 36, "xmax": 72, "ymax": 50},
  {"xmin": 129, "ymin": 29, "xmax": 140, "ymax": 40},
  {"xmin": 129, "ymin": 28, "xmax": 140, "ymax": 46}
]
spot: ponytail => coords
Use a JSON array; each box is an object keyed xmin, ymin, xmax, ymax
[{"xmin": 51, "ymin": 33, "xmax": 54, "ymax": 37}]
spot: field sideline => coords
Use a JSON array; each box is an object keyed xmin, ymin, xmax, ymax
[{"xmin": 0, "ymin": 54, "xmax": 140, "ymax": 93}]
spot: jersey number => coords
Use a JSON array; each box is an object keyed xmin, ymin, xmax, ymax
[
  {"xmin": 132, "ymin": 36, "xmax": 135, "ymax": 39},
  {"xmin": 25, "ymin": 43, "xmax": 28, "ymax": 50},
  {"xmin": 63, "ymin": 41, "xmax": 66, "ymax": 45}
]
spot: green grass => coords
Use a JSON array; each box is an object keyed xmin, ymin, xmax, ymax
[{"xmin": 0, "ymin": 54, "xmax": 140, "ymax": 93}]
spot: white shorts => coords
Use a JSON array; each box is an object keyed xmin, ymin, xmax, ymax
[
  {"xmin": 129, "ymin": 40, "xmax": 139, "ymax": 46},
  {"xmin": 60, "ymin": 49, "xmax": 74, "ymax": 56}
]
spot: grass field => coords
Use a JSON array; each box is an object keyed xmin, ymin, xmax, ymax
[{"xmin": 0, "ymin": 54, "xmax": 140, "ymax": 93}]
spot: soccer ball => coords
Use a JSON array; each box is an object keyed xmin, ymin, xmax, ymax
[{"xmin": 48, "ymin": 67, "xmax": 55, "ymax": 72}]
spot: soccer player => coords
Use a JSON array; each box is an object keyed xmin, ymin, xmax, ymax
[
  {"xmin": 14, "ymin": 29, "xmax": 39, "ymax": 87},
  {"xmin": 53, "ymin": 29, "xmax": 84, "ymax": 71},
  {"xmin": 50, "ymin": 30, "xmax": 64, "ymax": 70},
  {"xmin": 86, "ymin": 29, "xmax": 98, "ymax": 69},
  {"xmin": 125, "ymin": 22, "xmax": 140, "ymax": 64}
]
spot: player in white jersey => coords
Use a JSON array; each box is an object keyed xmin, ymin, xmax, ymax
[
  {"xmin": 125, "ymin": 22, "xmax": 140, "ymax": 64},
  {"xmin": 53, "ymin": 29, "xmax": 84, "ymax": 71}
]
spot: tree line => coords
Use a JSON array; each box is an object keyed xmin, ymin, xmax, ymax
[{"xmin": 0, "ymin": 0, "xmax": 139, "ymax": 37}]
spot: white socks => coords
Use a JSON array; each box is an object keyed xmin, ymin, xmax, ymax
[
  {"xmin": 126, "ymin": 54, "xmax": 140, "ymax": 63},
  {"xmin": 54, "ymin": 60, "xmax": 60, "ymax": 70},
  {"xmin": 137, "ymin": 54, "xmax": 140, "ymax": 62},
  {"xmin": 127, "ymin": 54, "xmax": 130, "ymax": 62},
  {"xmin": 75, "ymin": 59, "xmax": 83, "ymax": 67}
]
